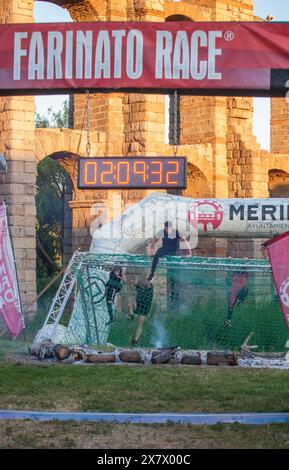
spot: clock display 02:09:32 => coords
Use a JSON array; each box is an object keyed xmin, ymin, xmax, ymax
[{"xmin": 78, "ymin": 157, "xmax": 187, "ymax": 189}]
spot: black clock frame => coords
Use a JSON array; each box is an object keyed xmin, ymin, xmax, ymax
[{"xmin": 77, "ymin": 156, "xmax": 187, "ymax": 190}]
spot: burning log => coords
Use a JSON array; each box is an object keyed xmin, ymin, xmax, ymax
[
  {"xmin": 151, "ymin": 350, "xmax": 174, "ymax": 364},
  {"xmin": 70, "ymin": 345, "xmax": 87, "ymax": 361},
  {"xmin": 53, "ymin": 344, "xmax": 72, "ymax": 361},
  {"xmin": 181, "ymin": 353, "xmax": 201, "ymax": 365},
  {"xmin": 151, "ymin": 346, "xmax": 181, "ymax": 364},
  {"xmin": 207, "ymin": 351, "xmax": 237, "ymax": 366},
  {"xmin": 119, "ymin": 350, "xmax": 143, "ymax": 363}
]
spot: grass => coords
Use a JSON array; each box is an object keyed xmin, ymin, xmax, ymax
[
  {"xmin": 0, "ymin": 363, "xmax": 288, "ymax": 413},
  {"xmin": 1, "ymin": 420, "xmax": 289, "ymax": 448}
]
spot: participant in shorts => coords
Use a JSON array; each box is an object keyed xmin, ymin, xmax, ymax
[
  {"xmin": 127, "ymin": 273, "xmax": 154, "ymax": 346},
  {"xmin": 105, "ymin": 267, "xmax": 124, "ymax": 326}
]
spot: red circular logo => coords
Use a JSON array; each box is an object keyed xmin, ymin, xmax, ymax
[{"xmin": 188, "ymin": 200, "xmax": 224, "ymax": 232}]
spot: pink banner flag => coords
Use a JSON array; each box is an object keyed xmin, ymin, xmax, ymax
[
  {"xmin": 264, "ymin": 232, "xmax": 289, "ymax": 332},
  {"xmin": 0, "ymin": 202, "xmax": 24, "ymax": 338}
]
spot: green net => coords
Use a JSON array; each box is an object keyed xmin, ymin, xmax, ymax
[{"xmin": 60, "ymin": 254, "xmax": 289, "ymax": 352}]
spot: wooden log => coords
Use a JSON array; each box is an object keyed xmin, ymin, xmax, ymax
[
  {"xmin": 151, "ymin": 350, "xmax": 174, "ymax": 364},
  {"xmin": 207, "ymin": 351, "xmax": 237, "ymax": 366},
  {"xmin": 53, "ymin": 344, "xmax": 71, "ymax": 361},
  {"xmin": 86, "ymin": 353, "xmax": 116, "ymax": 363},
  {"xmin": 181, "ymin": 353, "xmax": 201, "ymax": 365},
  {"xmin": 119, "ymin": 350, "xmax": 143, "ymax": 363},
  {"xmin": 70, "ymin": 346, "xmax": 87, "ymax": 361},
  {"xmin": 152, "ymin": 347, "xmax": 179, "ymax": 356}
]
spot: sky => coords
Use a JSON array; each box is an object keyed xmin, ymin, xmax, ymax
[{"xmin": 34, "ymin": 0, "xmax": 289, "ymax": 151}]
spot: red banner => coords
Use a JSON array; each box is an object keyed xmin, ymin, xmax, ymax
[
  {"xmin": 0, "ymin": 202, "xmax": 24, "ymax": 339},
  {"xmin": 264, "ymin": 232, "xmax": 289, "ymax": 332},
  {"xmin": 0, "ymin": 21, "xmax": 289, "ymax": 95}
]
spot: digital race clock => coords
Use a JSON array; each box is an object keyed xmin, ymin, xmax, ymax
[{"xmin": 78, "ymin": 157, "xmax": 187, "ymax": 189}]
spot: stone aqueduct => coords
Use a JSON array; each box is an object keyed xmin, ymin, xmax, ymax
[{"xmin": 1, "ymin": 0, "xmax": 289, "ymax": 314}]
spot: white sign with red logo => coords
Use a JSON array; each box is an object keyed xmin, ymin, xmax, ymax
[
  {"xmin": 187, "ymin": 198, "xmax": 289, "ymax": 237},
  {"xmin": 0, "ymin": 202, "xmax": 25, "ymax": 339}
]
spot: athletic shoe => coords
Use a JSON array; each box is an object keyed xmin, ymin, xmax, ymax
[{"xmin": 224, "ymin": 319, "xmax": 232, "ymax": 328}]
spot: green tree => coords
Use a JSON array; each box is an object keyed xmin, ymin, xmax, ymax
[
  {"xmin": 35, "ymin": 100, "xmax": 70, "ymax": 291},
  {"xmin": 35, "ymin": 99, "xmax": 69, "ymax": 129}
]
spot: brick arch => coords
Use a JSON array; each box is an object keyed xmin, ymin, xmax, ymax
[
  {"xmin": 36, "ymin": 0, "xmax": 107, "ymax": 21},
  {"xmin": 269, "ymin": 155, "xmax": 289, "ymax": 176},
  {"xmin": 176, "ymin": 144, "xmax": 213, "ymax": 187},
  {"xmin": 36, "ymin": 153, "xmax": 75, "ymax": 266},
  {"xmin": 165, "ymin": 2, "xmax": 208, "ymax": 22},
  {"xmin": 35, "ymin": 128, "xmax": 104, "ymax": 169},
  {"xmin": 268, "ymin": 168, "xmax": 289, "ymax": 198},
  {"xmin": 183, "ymin": 162, "xmax": 211, "ymax": 198}
]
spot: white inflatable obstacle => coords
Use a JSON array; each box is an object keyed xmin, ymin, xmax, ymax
[{"xmin": 90, "ymin": 193, "xmax": 289, "ymax": 255}]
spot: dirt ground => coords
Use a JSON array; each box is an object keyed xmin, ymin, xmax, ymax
[{"xmin": 1, "ymin": 420, "xmax": 289, "ymax": 449}]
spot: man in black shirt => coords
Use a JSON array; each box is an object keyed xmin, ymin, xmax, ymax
[{"xmin": 147, "ymin": 221, "xmax": 192, "ymax": 283}]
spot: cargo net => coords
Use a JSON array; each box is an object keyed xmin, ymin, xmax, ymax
[{"xmin": 61, "ymin": 254, "xmax": 288, "ymax": 352}]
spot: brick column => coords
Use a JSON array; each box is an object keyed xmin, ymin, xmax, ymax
[
  {"xmin": 69, "ymin": 197, "xmax": 109, "ymax": 253},
  {"xmin": 0, "ymin": 0, "xmax": 37, "ymax": 316},
  {"xmin": 71, "ymin": 0, "xmax": 126, "ymax": 156},
  {"xmin": 227, "ymin": 97, "xmax": 269, "ymax": 199},
  {"xmin": 271, "ymin": 98, "xmax": 289, "ymax": 155},
  {"xmin": 70, "ymin": 0, "xmax": 127, "ymax": 229},
  {"xmin": 180, "ymin": 96, "xmax": 228, "ymax": 197},
  {"xmin": 124, "ymin": 0, "xmax": 166, "ymax": 159}
]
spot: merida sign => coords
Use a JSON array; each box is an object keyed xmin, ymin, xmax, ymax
[
  {"xmin": 1, "ymin": 21, "xmax": 289, "ymax": 95},
  {"xmin": 188, "ymin": 199, "xmax": 289, "ymax": 237},
  {"xmin": 229, "ymin": 204, "xmax": 289, "ymax": 222}
]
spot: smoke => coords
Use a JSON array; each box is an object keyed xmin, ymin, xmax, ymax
[{"xmin": 152, "ymin": 316, "xmax": 169, "ymax": 348}]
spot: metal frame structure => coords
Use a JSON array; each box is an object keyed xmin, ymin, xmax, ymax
[{"xmin": 36, "ymin": 251, "xmax": 85, "ymax": 342}]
